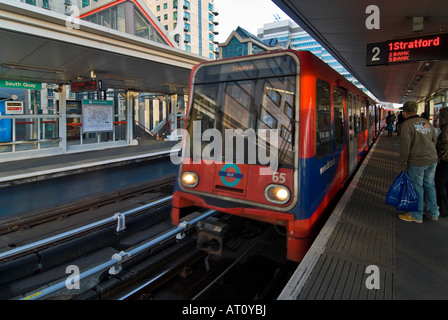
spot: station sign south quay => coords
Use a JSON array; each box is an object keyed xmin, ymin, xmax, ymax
[{"xmin": 0, "ymin": 80, "xmax": 42, "ymax": 90}]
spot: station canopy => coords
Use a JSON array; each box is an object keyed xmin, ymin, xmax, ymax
[
  {"xmin": 273, "ymin": 0, "xmax": 448, "ymax": 103},
  {"xmin": 0, "ymin": 0, "xmax": 207, "ymax": 95}
]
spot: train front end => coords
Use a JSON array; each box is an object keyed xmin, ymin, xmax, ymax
[{"xmin": 172, "ymin": 52, "xmax": 304, "ymax": 261}]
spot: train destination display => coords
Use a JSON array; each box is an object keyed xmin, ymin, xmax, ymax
[{"xmin": 366, "ymin": 33, "xmax": 448, "ymax": 66}]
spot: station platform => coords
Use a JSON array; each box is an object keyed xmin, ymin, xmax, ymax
[
  {"xmin": 279, "ymin": 132, "xmax": 448, "ymax": 300},
  {"xmin": 0, "ymin": 134, "xmax": 180, "ymax": 220},
  {"xmin": 0, "ymin": 136, "xmax": 179, "ymax": 186}
]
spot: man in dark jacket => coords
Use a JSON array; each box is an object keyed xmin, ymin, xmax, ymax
[
  {"xmin": 398, "ymin": 101, "xmax": 439, "ymax": 223},
  {"xmin": 436, "ymin": 108, "xmax": 448, "ymax": 217}
]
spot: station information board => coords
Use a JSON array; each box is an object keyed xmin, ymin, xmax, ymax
[
  {"xmin": 366, "ymin": 33, "xmax": 448, "ymax": 66},
  {"xmin": 82, "ymin": 100, "xmax": 114, "ymax": 133},
  {"xmin": 71, "ymin": 80, "xmax": 98, "ymax": 92}
]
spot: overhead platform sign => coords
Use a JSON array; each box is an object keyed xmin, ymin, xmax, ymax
[{"xmin": 366, "ymin": 33, "xmax": 448, "ymax": 66}]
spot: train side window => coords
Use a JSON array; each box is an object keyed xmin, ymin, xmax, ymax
[
  {"xmin": 354, "ymin": 95, "xmax": 361, "ymax": 135},
  {"xmin": 316, "ymin": 79, "xmax": 332, "ymax": 158},
  {"xmin": 333, "ymin": 87, "xmax": 345, "ymax": 149}
]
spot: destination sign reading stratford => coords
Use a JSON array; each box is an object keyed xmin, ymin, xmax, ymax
[{"xmin": 366, "ymin": 33, "xmax": 448, "ymax": 66}]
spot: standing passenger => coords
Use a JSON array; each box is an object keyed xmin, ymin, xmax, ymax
[
  {"xmin": 386, "ymin": 111, "xmax": 395, "ymax": 137},
  {"xmin": 436, "ymin": 108, "xmax": 448, "ymax": 217},
  {"xmin": 396, "ymin": 111, "xmax": 405, "ymax": 136},
  {"xmin": 398, "ymin": 101, "xmax": 439, "ymax": 223}
]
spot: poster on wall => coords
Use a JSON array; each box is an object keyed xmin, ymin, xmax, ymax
[
  {"xmin": 5, "ymin": 101, "xmax": 24, "ymax": 114},
  {"xmin": 63, "ymin": 100, "xmax": 82, "ymax": 139},
  {"xmin": 82, "ymin": 100, "xmax": 114, "ymax": 133},
  {"xmin": 0, "ymin": 101, "xmax": 12, "ymax": 142}
]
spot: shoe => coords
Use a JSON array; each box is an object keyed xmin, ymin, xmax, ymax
[
  {"xmin": 399, "ymin": 213, "xmax": 423, "ymax": 223},
  {"xmin": 423, "ymin": 213, "xmax": 438, "ymax": 221}
]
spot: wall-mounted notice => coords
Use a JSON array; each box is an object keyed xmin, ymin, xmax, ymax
[
  {"xmin": 5, "ymin": 101, "xmax": 24, "ymax": 114},
  {"xmin": 82, "ymin": 100, "xmax": 113, "ymax": 133}
]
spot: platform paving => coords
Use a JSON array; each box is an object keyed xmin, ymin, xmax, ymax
[{"xmin": 279, "ymin": 132, "xmax": 448, "ymax": 300}]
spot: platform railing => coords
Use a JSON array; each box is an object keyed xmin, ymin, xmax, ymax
[{"xmin": 0, "ymin": 114, "xmax": 60, "ymax": 152}]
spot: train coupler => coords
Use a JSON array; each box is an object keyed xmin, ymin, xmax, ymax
[{"xmin": 196, "ymin": 217, "xmax": 228, "ymax": 256}]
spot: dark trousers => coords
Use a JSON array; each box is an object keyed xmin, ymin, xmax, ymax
[{"xmin": 435, "ymin": 160, "xmax": 448, "ymax": 217}]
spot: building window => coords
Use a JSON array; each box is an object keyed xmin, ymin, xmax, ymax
[
  {"xmin": 184, "ymin": 22, "xmax": 190, "ymax": 31},
  {"xmin": 164, "ymin": 3, "xmax": 168, "ymax": 9},
  {"xmin": 25, "ymin": 0, "xmax": 36, "ymax": 4},
  {"xmin": 111, "ymin": 4, "xmax": 126, "ymax": 33},
  {"xmin": 184, "ymin": 0, "xmax": 190, "ymax": 10},
  {"xmin": 156, "ymin": 5, "xmax": 160, "ymax": 11},
  {"xmin": 82, "ymin": 0, "xmax": 90, "ymax": 8},
  {"xmin": 185, "ymin": 45, "xmax": 191, "ymax": 52},
  {"xmin": 134, "ymin": 8, "xmax": 167, "ymax": 44},
  {"xmin": 42, "ymin": 0, "xmax": 50, "ymax": 9},
  {"xmin": 164, "ymin": 14, "xmax": 168, "ymax": 20}
]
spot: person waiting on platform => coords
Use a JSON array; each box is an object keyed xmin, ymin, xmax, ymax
[
  {"xmin": 436, "ymin": 107, "xmax": 448, "ymax": 218},
  {"xmin": 396, "ymin": 111, "xmax": 405, "ymax": 136},
  {"xmin": 386, "ymin": 111, "xmax": 396, "ymax": 137},
  {"xmin": 398, "ymin": 101, "xmax": 440, "ymax": 223}
]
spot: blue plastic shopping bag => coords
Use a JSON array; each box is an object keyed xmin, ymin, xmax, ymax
[{"xmin": 386, "ymin": 171, "xmax": 418, "ymax": 211}]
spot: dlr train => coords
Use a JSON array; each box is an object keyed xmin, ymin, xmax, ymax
[{"xmin": 172, "ymin": 50, "xmax": 384, "ymax": 262}]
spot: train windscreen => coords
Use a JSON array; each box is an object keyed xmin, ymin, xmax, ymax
[{"xmin": 185, "ymin": 54, "xmax": 297, "ymax": 168}]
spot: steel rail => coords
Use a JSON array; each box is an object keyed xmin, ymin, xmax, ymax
[
  {"xmin": 0, "ymin": 195, "xmax": 173, "ymax": 261},
  {"xmin": 21, "ymin": 209, "xmax": 217, "ymax": 300}
]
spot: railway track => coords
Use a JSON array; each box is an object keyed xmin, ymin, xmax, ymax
[
  {"xmin": 0, "ymin": 176, "xmax": 294, "ymax": 300},
  {"xmin": 0, "ymin": 177, "xmax": 176, "ymax": 299},
  {"xmin": 114, "ymin": 217, "xmax": 295, "ymax": 301}
]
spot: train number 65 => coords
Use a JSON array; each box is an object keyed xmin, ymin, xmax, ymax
[{"xmin": 272, "ymin": 172, "xmax": 286, "ymax": 183}]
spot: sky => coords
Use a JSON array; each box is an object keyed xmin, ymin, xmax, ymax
[{"xmin": 213, "ymin": 0, "xmax": 291, "ymax": 43}]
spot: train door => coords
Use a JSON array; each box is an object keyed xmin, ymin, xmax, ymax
[
  {"xmin": 346, "ymin": 92, "xmax": 357, "ymax": 175},
  {"xmin": 333, "ymin": 87, "xmax": 346, "ymax": 174}
]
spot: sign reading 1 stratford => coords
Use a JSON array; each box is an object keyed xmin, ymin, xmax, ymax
[{"xmin": 366, "ymin": 33, "xmax": 448, "ymax": 66}]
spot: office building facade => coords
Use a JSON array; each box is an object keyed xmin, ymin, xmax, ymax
[
  {"xmin": 257, "ymin": 20, "xmax": 363, "ymax": 90},
  {"xmin": 144, "ymin": 0, "xmax": 219, "ymax": 59}
]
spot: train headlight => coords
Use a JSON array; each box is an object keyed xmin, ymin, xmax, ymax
[
  {"xmin": 265, "ymin": 184, "xmax": 290, "ymax": 204},
  {"xmin": 182, "ymin": 172, "xmax": 199, "ymax": 187}
]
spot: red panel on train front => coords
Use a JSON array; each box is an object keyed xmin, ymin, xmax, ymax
[{"xmin": 180, "ymin": 161, "xmax": 294, "ymax": 208}]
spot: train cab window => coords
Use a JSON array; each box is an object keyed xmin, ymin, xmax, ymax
[
  {"xmin": 259, "ymin": 77, "xmax": 296, "ymax": 166},
  {"xmin": 188, "ymin": 54, "xmax": 297, "ymax": 167},
  {"xmin": 316, "ymin": 79, "xmax": 332, "ymax": 158},
  {"xmin": 265, "ymin": 84, "xmax": 282, "ymax": 106},
  {"xmin": 260, "ymin": 109, "xmax": 277, "ymax": 128},
  {"xmin": 333, "ymin": 87, "xmax": 345, "ymax": 149}
]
